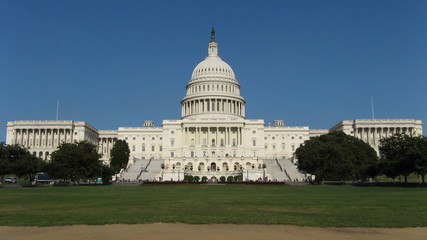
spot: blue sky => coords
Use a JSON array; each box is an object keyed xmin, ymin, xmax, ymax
[{"xmin": 1, "ymin": 0, "xmax": 426, "ymax": 141}]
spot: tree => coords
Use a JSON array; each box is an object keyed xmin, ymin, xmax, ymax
[
  {"xmin": 296, "ymin": 131, "xmax": 378, "ymax": 183},
  {"xmin": 47, "ymin": 141, "xmax": 102, "ymax": 183},
  {"xmin": 0, "ymin": 142, "xmax": 10, "ymax": 182},
  {"xmin": 414, "ymin": 136, "xmax": 427, "ymax": 183},
  {"xmin": 100, "ymin": 164, "xmax": 115, "ymax": 185},
  {"xmin": 12, "ymin": 153, "xmax": 44, "ymax": 181},
  {"xmin": 109, "ymin": 140, "xmax": 130, "ymax": 174},
  {"xmin": 379, "ymin": 134, "xmax": 427, "ymax": 183},
  {"xmin": 1, "ymin": 144, "xmax": 44, "ymax": 182}
]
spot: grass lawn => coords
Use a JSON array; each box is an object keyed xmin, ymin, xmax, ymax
[{"xmin": 0, "ymin": 184, "xmax": 426, "ymax": 227}]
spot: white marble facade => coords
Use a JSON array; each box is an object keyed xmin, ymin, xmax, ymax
[{"xmin": 5, "ymin": 31, "xmax": 423, "ymax": 180}]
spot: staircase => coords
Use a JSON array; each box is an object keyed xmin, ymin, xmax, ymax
[
  {"xmin": 137, "ymin": 159, "xmax": 164, "ymax": 181},
  {"xmin": 282, "ymin": 158, "xmax": 306, "ymax": 182},
  {"xmin": 263, "ymin": 158, "xmax": 290, "ymax": 181},
  {"xmin": 120, "ymin": 159, "xmax": 148, "ymax": 181}
]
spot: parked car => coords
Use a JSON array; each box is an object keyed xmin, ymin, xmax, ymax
[{"xmin": 4, "ymin": 177, "xmax": 18, "ymax": 184}]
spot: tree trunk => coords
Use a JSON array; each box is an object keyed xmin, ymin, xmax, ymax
[
  {"xmin": 422, "ymin": 175, "xmax": 425, "ymax": 184},
  {"xmin": 404, "ymin": 175, "xmax": 408, "ymax": 184}
]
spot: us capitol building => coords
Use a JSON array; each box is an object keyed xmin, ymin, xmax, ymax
[{"xmin": 5, "ymin": 30, "xmax": 423, "ymax": 181}]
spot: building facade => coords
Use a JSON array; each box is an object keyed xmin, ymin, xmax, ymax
[{"xmin": 5, "ymin": 30, "xmax": 423, "ymax": 181}]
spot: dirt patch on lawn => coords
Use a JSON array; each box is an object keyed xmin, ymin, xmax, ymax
[{"xmin": 1, "ymin": 223, "xmax": 427, "ymax": 240}]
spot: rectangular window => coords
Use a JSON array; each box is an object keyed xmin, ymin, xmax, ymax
[
  {"xmin": 132, "ymin": 146, "xmax": 135, "ymax": 152},
  {"xmin": 252, "ymin": 139, "xmax": 256, "ymax": 146},
  {"xmin": 152, "ymin": 146, "xmax": 155, "ymax": 151},
  {"xmin": 171, "ymin": 139, "xmax": 175, "ymax": 146},
  {"xmin": 171, "ymin": 152, "xmax": 174, "ymax": 158}
]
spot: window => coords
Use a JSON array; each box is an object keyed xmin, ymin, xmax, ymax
[
  {"xmin": 203, "ymin": 139, "xmax": 207, "ymax": 145},
  {"xmin": 151, "ymin": 145, "xmax": 155, "ymax": 151},
  {"xmin": 252, "ymin": 130, "xmax": 256, "ymax": 134},
  {"xmin": 159, "ymin": 145, "xmax": 162, "ymax": 151},
  {"xmin": 160, "ymin": 137, "xmax": 162, "ymax": 140},
  {"xmin": 220, "ymin": 139, "xmax": 224, "ymax": 146},
  {"xmin": 191, "ymin": 151, "xmax": 194, "ymax": 157},
  {"xmin": 203, "ymin": 151, "xmax": 206, "ymax": 157},
  {"xmin": 291, "ymin": 136, "xmax": 294, "ymax": 140},
  {"xmin": 264, "ymin": 137, "xmax": 267, "ymax": 140},
  {"xmin": 282, "ymin": 143, "xmax": 285, "ymax": 150},
  {"xmin": 191, "ymin": 139, "xmax": 195, "ymax": 145},
  {"xmin": 272, "ymin": 144, "xmax": 276, "ymax": 150},
  {"xmin": 152, "ymin": 137, "xmax": 155, "ymax": 140},
  {"xmin": 171, "ymin": 152, "xmax": 174, "ymax": 158},
  {"xmin": 171, "ymin": 139, "xmax": 175, "ymax": 146},
  {"xmin": 132, "ymin": 146, "xmax": 135, "ymax": 152},
  {"xmin": 299, "ymin": 136, "xmax": 302, "ymax": 140},
  {"xmin": 252, "ymin": 139, "xmax": 256, "ymax": 146},
  {"xmin": 143, "ymin": 137, "xmax": 145, "ymax": 140},
  {"xmin": 232, "ymin": 139, "xmax": 236, "ymax": 147},
  {"xmin": 133, "ymin": 137, "xmax": 136, "ymax": 140},
  {"xmin": 272, "ymin": 137, "xmax": 275, "ymax": 140},
  {"xmin": 125, "ymin": 137, "xmax": 128, "ymax": 140},
  {"xmin": 265, "ymin": 145, "xmax": 267, "ymax": 149},
  {"xmin": 142, "ymin": 143, "xmax": 145, "ymax": 151},
  {"xmin": 292, "ymin": 145, "xmax": 295, "ymax": 151},
  {"xmin": 171, "ymin": 131, "xmax": 174, "ymax": 134}
]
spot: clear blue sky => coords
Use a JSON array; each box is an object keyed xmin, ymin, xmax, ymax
[{"xmin": 1, "ymin": 0, "xmax": 426, "ymax": 141}]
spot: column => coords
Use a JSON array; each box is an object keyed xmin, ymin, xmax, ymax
[{"xmin": 207, "ymin": 127, "xmax": 210, "ymax": 147}]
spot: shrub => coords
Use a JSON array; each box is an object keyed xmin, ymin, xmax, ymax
[
  {"xmin": 193, "ymin": 176, "xmax": 200, "ymax": 182},
  {"xmin": 184, "ymin": 175, "xmax": 194, "ymax": 182},
  {"xmin": 220, "ymin": 176, "xmax": 226, "ymax": 182},
  {"xmin": 201, "ymin": 176, "xmax": 208, "ymax": 182},
  {"xmin": 227, "ymin": 176, "xmax": 234, "ymax": 182}
]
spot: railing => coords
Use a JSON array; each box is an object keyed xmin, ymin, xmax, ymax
[
  {"xmin": 275, "ymin": 158, "xmax": 283, "ymax": 172},
  {"xmin": 283, "ymin": 168, "xmax": 291, "ymax": 181}
]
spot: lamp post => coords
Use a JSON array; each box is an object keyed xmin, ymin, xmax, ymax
[{"xmin": 262, "ymin": 163, "xmax": 267, "ymax": 180}]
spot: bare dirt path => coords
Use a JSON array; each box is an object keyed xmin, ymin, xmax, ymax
[{"xmin": 1, "ymin": 223, "xmax": 427, "ymax": 240}]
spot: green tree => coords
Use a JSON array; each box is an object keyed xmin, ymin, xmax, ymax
[
  {"xmin": 100, "ymin": 164, "xmax": 114, "ymax": 185},
  {"xmin": 109, "ymin": 140, "xmax": 130, "ymax": 174},
  {"xmin": 12, "ymin": 153, "xmax": 44, "ymax": 181},
  {"xmin": 47, "ymin": 141, "xmax": 102, "ymax": 184},
  {"xmin": 0, "ymin": 142, "xmax": 10, "ymax": 182},
  {"xmin": 1, "ymin": 144, "xmax": 44, "ymax": 182},
  {"xmin": 414, "ymin": 136, "xmax": 427, "ymax": 183},
  {"xmin": 379, "ymin": 134, "xmax": 426, "ymax": 183},
  {"xmin": 219, "ymin": 176, "xmax": 226, "ymax": 182},
  {"xmin": 184, "ymin": 175, "xmax": 194, "ymax": 182},
  {"xmin": 296, "ymin": 131, "xmax": 378, "ymax": 183},
  {"xmin": 193, "ymin": 176, "xmax": 200, "ymax": 182}
]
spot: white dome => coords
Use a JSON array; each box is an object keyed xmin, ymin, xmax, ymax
[
  {"xmin": 181, "ymin": 29, "xmax": 245, "ymax": 120},
  {"xmin": 191, "ymin": 56, "xmax": 236, "ymax": 81}
]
